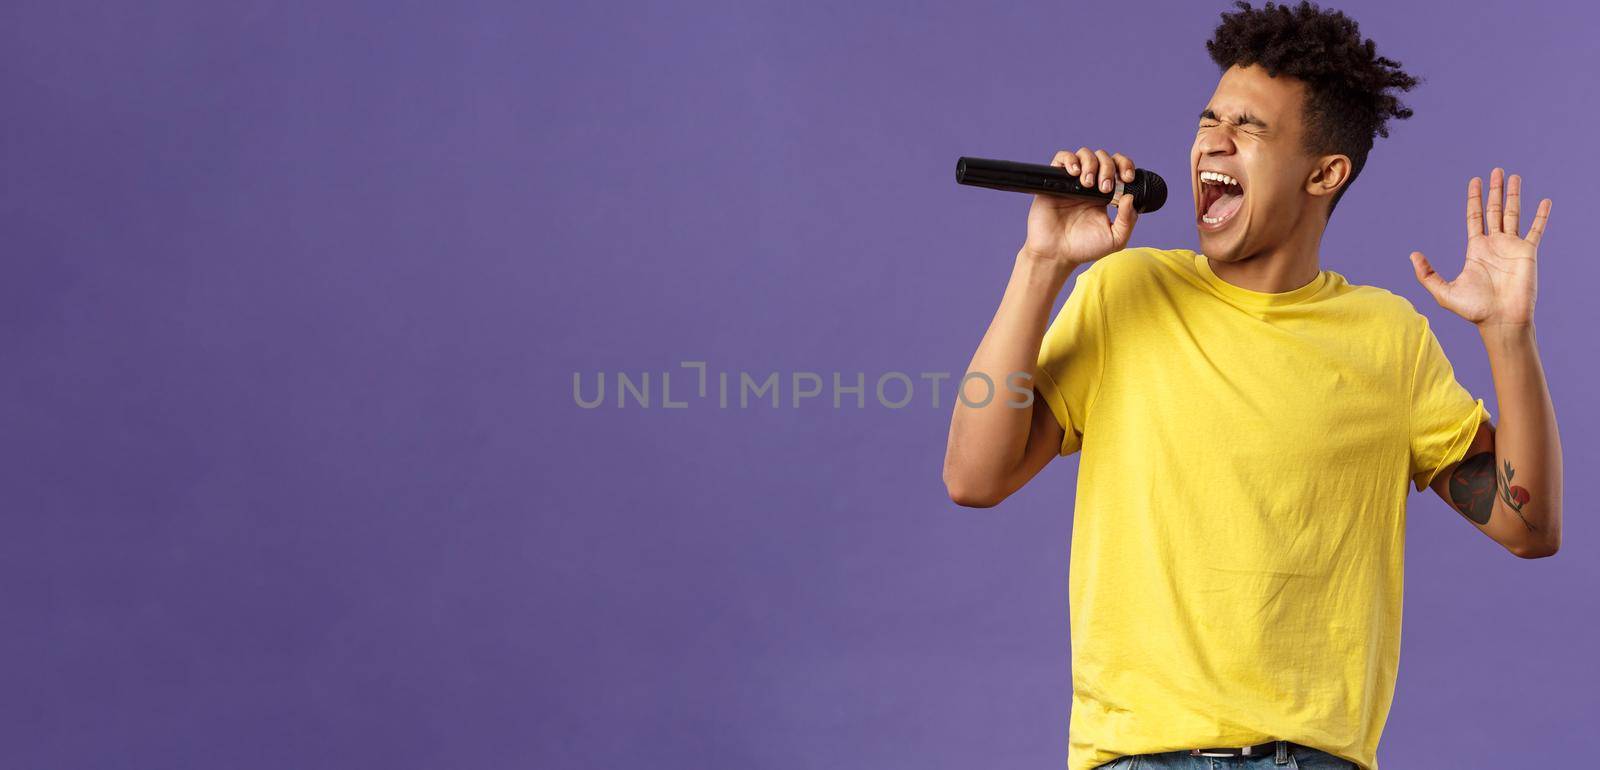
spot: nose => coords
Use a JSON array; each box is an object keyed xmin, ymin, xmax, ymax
[{"xmin": 1197, "ymin": 128, "xmax": 1237, "ymax": 157}]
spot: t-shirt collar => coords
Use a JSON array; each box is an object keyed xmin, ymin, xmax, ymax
[{"xmin": 1194, "ymin": 251, "xmax": 1329, "ymax": 307}]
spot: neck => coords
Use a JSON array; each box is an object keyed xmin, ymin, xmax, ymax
[{"xmin": 1207, "ymin": 207, "xmax": 1325, "ymax": 292}]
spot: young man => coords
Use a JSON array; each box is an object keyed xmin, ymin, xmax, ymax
[{"xmin": 941, "ymin": 2, "xmax": 1563, "ymax": 769}]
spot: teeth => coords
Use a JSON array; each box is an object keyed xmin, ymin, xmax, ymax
[{"xmin": 1200, "ymin": 170, "xmax": 1240, "ymax": 188}]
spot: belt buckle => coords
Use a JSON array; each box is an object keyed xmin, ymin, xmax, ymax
[{"xmin": 1188, "ymin": 746, "xmax": 1255, "ymax": 758}]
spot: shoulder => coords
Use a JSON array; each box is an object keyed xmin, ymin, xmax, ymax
[
  {"xmin": 1088, "ymin": 245, "xmax": 1185, "ymax": 274},
  {"xmin": 1326, "ymin": 274, "xmax": 1430, "ymax": 330},
  {"xmin": 1078, "ymin": 245, "xmax": 1188, "ymax": 290},
  {"xmin": 1328, "ymin": 281, "xmax": 1455, "ymax": 376}
]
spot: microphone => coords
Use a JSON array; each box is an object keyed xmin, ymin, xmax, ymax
[{"xmin": 956, "ymin": 156, "xmax": 1167, "ymax": 214}]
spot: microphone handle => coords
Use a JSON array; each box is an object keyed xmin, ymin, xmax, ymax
[{"xmin": 956, "ymin": 156, "xmax": 1167, "ymax": 214}]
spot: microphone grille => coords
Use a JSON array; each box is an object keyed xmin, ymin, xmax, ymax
[{"xmin": 1135, "ymin": 169, "xmax": 1168, "ymax": 214}]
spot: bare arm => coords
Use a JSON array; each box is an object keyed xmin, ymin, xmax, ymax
[
  {"xmin": 943, "ymin": 147, "xmax": 1140, "ymax": 507},
  {"xmin": 1411, "ymin": 167, "xmax": 1562, "ymax": 557},
  {"xmin": 1476, "ymin": 322, "xmax": 1563, "ymax": 557},
  {"xmin": 1429, "ymin": 327, "xmax": 1562, "ymax": 558},
  {"xmin": 941, "ymin": 251, "xmax": 1074, "ymax": 507}
]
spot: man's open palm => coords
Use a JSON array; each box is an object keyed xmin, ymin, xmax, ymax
[{"xmin": 1409, "ymin": 167, "xmax": 1552, "ymax": 326}]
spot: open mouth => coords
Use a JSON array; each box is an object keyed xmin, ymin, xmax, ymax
[{"xmin": 1198, "ymin": 170, "xmax": 1245, "ymax": 230}]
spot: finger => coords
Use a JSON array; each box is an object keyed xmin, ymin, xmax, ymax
[
  {"xmin": 1485, "ymin": 167, "xmax": 1503, "ymax": 234},
  {"xmin": 1466, "ymin": 176, "xmax": 1483, "ymax": 239},
  {"xmin": 1094, "ymin": 149, "xmax": 1116, "ymax": 194},
  {"xmin": 1075, "ymin": 147, "xmax": 1095, "ymax": 187},
  {"xmin": 1111, "ymin": 193, "xmax": 1139, "ymax": 247},
  {"xmin": 1112, "ymin": 152, "xmax": 1135, "ymax": 184},
  {"xmin": 1526, "ymin": 198, "xmax": 1553, "ymax": 247},
  {"xmin": 1503, "ymin": 174, "xmax": 1522, "ymax": 237},
  {"xmin": 1409, "ymin": 250, "xmax": 1449, "ymax": 302},
  {"xmin": 1052, "ymin": 150, "xmax": 1081, "ymax": 179}
]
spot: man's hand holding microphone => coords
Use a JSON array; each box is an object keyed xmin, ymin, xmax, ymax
[{"xmin": 1023, "ymin": 147, "xmax": 1143, "ymax": 268}]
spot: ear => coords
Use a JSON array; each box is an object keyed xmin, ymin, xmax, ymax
[{"xmin": 1305, "ymin": 154, "xmax": 1352, "ymax": 200}]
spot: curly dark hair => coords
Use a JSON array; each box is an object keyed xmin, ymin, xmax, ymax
[{"xmin": 1205, "ymin": 0, "xmax": 1421, "ymax": 216}]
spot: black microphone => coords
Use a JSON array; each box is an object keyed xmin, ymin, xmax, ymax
[{"xmin": 956, "ymin": 156, "xmax": 1167, "ymax": 214}]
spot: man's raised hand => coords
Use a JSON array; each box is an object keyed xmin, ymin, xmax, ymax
[{"xmin": 1410, "ymin": 167, "xmax": 1553, "ymax": 327}]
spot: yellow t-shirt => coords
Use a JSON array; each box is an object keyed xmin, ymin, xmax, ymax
[{"xmin": 1034, "ymin": 247, "xmax": 1489, "ymax": 770}]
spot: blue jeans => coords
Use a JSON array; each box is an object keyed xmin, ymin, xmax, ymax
[{"xmin": 1095, "ymin": 742, "xmax": 1359, "ymax": 769}]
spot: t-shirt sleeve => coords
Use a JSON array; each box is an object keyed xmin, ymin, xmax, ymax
[
  {"xmin": 1034, "ymin": 262, "xmax": 1107, "ymax": 456},
  {"xmin": 1409, "ymin": 315, "xmax": 1491, "ymax": 492}
]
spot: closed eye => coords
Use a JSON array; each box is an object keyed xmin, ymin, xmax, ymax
[{"xmin": 1198, "ymin": 122, "xmax": 1261, "ymax": 137}]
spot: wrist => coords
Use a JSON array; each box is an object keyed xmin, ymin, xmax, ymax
[
  {"xmin": 1477, "ymin": 320, "xmax": 1536, "ymax": 348},
  {"xmin": 1014, "ymin": 247, "xmax": 1081, "ymax": 284},
  {"xmin": 1475, "ymin": 319, "xmax": 1535, "ymax": 334}
]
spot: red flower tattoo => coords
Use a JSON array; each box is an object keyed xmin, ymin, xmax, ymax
[{"xmin": 1498, "ymin": 459, "xmax": 1537, "ymax": 532}]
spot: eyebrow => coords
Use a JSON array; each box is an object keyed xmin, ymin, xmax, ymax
[{"xmin": 1199, "ymin": 108, "xmax": 1269, "ymax": 129}]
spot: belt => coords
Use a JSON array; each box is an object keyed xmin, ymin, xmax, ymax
[{"xmin": 1189, "ymin": 739, "xmax": 1291, "ymax": 758}]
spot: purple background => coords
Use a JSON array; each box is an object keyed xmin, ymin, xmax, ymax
[{"xmin": 3, "ymin": 1, "xmax": 1594, "ymax": 767}]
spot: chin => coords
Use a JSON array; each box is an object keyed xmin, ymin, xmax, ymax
[{"xmin": 1197, "ymin": 232, "xmax": 1238, "ymax": 259}]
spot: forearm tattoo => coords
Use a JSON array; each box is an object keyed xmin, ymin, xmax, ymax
[
  {"xmin": 1497, "ymin": 459, "xmax": 1538, "ymax": 532},
  {"xmin": 1446, "ymin": 454, "xmax": 1537, "ymax": 532}
]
